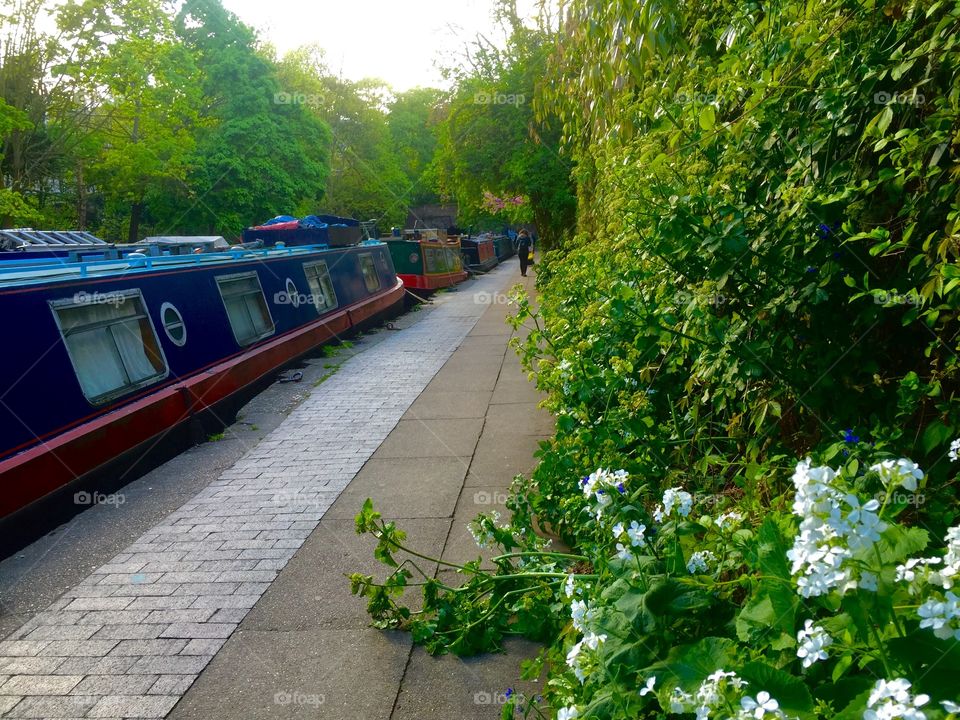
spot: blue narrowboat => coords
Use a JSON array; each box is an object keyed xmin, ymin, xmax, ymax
[{"xmin": 0, "ymin": 231, "xmax": 404, "ymax": 529}]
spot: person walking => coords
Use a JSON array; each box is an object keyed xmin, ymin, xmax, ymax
[{"xmin": 517, "ymin": 229, "xmax": 533, "ymax": 277}]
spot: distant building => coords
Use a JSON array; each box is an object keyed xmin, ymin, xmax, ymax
[{"xmin": 406, "ymin": 204, "xmax": 458, "ymax": 231}]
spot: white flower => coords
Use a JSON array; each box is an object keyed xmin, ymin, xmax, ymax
[
  {"xmin": 616, "ymin": 542, "xmax": 632, "ymax": 561},
  {"xmin": 949, "ymin": 438, "xmax": 960, "ymax": 462},
  {"xmin": 670, "ymin": 687, "xmax": 694, "ymax": 713},
  {"xmin": 563, "ymin": 573, "xmax": 576, "ymax": 598},
  {"xmin": 612, "ymin": 522, "xmax": 625, "ymax": 539},
  {"xmin": 796, "ymin": 619, "xmax": 833, "ymax": 668},
  {"xmin": 565, "ymin": 641, "xmax": 585, "ymax": 683},
  {"xmin": 787, "ymin": 459, "xmax": 885, "ymax": 597},
  {"xmin": 859, "ymin": 571, "xmax": 879, "ymax": 592},
  {"xmin": 740, "ymin": 690, "xmax": 780, "ymax": 718},
  {"xmin": 570, "ymin": 599, "xmax": 589, "ymax": 633},
  {"xmin": 627, "ymin": 520, "xmax": 647, "ymax": 546},
  {"xmin": 865, "ymin": 678, "xmax": 929, "ymax": 720},
  {"xmin": 687, "ymin": 550, "xmax": 716, "ymax": 574},
  {"xmin": 557, "ymin": 706, "xmax": 578, "ymax": 720},
  {"xmin": 715, "ymin": 511, "xmax": 744, "ymax": 530},
  {"xmin": 582, "ymin": 631, "xmax": 607, "ymax": 650},
  {"xmin": 942, "ymin": 699, "xmax": 960, "ymax": 713},
  {"xmin": 639, "ymin": 676, "xmax": 656, "ymax": 696},
  {"xmin": 917, "ymin": 591, "xmax": 960, "ymax": 640},
  {"xmin": 871, "ymin": 458, "xmax": 924, "ymax": 492},
  {"xmin": 654, "ymin": 487, "xmax": 694, "ymax": 522}
]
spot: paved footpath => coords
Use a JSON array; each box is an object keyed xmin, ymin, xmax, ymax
[{"xmin": 0, "ymin": 259, "xmax": 552, "ymax": 719}]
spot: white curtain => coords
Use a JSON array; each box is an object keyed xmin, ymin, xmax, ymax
[{"xmin": 59, "ymin": 302, "xmax": 159, "ymax": 400}]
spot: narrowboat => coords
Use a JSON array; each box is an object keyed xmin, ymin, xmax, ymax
[
  {"xmin": 493, "ymin": 234, "xmax": 516, "ymax": 262},
  {"xmin": 385, "ymin": 229, "xmax": 467, "ymax": 291},
  {"xmin": 0, "ymin": 230, "xmax": 404, "ymax": 531},
  {"xmin": 458, "ymin": 234, "xmax": 499, "ymax": 273}
]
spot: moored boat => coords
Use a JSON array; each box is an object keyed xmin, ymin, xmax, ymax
[
  {"xmin": 385, "ymin": 229, "xmax": 467, "ymax": 291},
  {"xmin": 0, "ymin": 231, "xmax": 404, "ymax": 533},
  {"xmin": 493, "ymin": 233, "xmax": 516, "ymax": 262},
  {"xmin": 458, "ymin": 233, "xmax": 499, "ymax": 273}
]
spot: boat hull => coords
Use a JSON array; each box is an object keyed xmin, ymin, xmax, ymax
[
  {"xmin": 0, "ymin": 242, "xmax": 404, "ymax": 528},
  {"xmin": 460, "ymin": 237, "xmax": 500, "ymax": 272},
  {"xmin": 0, "ymin": 279, "xmax": 403, "ymax": 524}
]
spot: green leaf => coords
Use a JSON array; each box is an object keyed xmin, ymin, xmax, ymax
[
  {"xmin": 877, "ymin": 105, "xmax": 894, "ymax": 135},
  {"xmin": 737, "ymin": 662, "xmax": 815, "ymax": 718},
  {"xmin": 699, "ymin": 105, "xmax": 716, "ymax": 130}
]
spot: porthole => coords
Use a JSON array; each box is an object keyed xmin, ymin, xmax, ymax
[
  {"xmin": 285, "ymin": 278, "xmax": 300, "ymax": 307},
  {"xmin": 160, "ymin": 302, "xmax": 187, "ymax": 347}
]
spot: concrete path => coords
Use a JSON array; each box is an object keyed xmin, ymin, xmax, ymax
[{"xmin": 0, "ymin": 259, "xmax": 551, "ymax": 719}]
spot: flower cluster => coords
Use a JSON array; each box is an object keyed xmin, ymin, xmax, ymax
[
  {"xmin": 864, "ymin": 678, "xmax": 929, "ymax": 720},
  {"xmin": 565, "ymin": 631, "xmax": 607, "ymax": 683},
  {"xmin": 894, "ymin": 524, "xmax": 960, "ymax": 640},
  {"xmin": 667, "ymin": 670, "xmax": 789, "ymax": 719},
  {"xmin": 481, "ymin": 190, "xmax": 525, "ymax": 214},
  {"xmin": 653, "ymin": 486, "xmax": 693, "ymax": 522},
  {"xmin": 786, "ymin": 459, "xmax": 888, "ymax": 597},
  {"xmin": 714, "ymin": 511, "xmax": 744, "ymax": 530},
  {"xmin": 949, "ymin": 438, "xmax": 960, "ymax": 463},
  {"xmin": 581, "ymin": 468, "xmax": 629, "ymax": 520},
  {"xmin": 467, "ymin": 511, "xmax": 501, "ymax": 549},
  {"xmin": 686, "ymin": 550, "xmax": 716, "ymax": 574},
  {"xmin": 871, "ymin": 458, "xmax": 924, "ymax": 492},
  {"xmin": 795, "ymin": 619, "xmax": 832, "ymax": 668},
  {"xmin": 612, "ymin": 519, "xmax": 647, "ymax": 560}
]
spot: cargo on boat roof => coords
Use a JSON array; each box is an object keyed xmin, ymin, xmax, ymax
[{"xmin": 242, "ymin": 214, "xmax": 363, "ymax": 248}]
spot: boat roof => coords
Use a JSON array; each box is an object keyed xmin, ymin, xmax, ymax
[{"xmin": 0, "ymin": 240, "xmax": 386, "ymax": 290}]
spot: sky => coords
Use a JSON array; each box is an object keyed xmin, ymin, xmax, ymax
[{"xmin": 221, "ymin": 0, "xmax": 539, "ymax": 92}]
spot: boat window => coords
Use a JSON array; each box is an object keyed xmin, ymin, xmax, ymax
[
  {"xmin": 303, "ymin": 261, "xmax": 338, "ymax": 312},
  {"xmin": 160, "ymin": 302, "xmax": 187, "ymax": 347},
  {"xmin": 51, "ymin": 290, "xmax": 168, "ymax": 404},
  {"xmin": 359, "ymin": 253, "xmax": 381, "ymax": 292},
  {"xmin": 216, "ymin": 272, "xmax": 275, "ymax": 346}
]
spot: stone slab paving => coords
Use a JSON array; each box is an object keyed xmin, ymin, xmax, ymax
[
  {"xmin": 0, "ymin": 264, "xmax": 521, "ymax": 719},
  {"xmin": 168, "ymin": 267, "xmax": 551, "ymax": 720}
]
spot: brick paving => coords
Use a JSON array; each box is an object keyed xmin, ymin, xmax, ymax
[{"xmin": 0, "ymin": 265, "xmax": 517, "ymax": 719}]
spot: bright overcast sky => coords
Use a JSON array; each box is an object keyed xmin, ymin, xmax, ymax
[{"xmin": 221, "ymin": 0, "xmax": 541, "ymax": 92}]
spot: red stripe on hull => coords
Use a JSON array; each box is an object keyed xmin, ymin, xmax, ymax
[
  {"xmin": 397, "ymin": 271, "xmax": 468, "ymax": 290},
  {"xmin": 0, "ymin": 280, "xmax": 404, "ymax": 519}
]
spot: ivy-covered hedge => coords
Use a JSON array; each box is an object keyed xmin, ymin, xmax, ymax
[{"xmin": 353, "ymin": 1, "xmax": 960, "ymax": 718}]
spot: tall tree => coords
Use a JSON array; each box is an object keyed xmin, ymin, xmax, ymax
[
  {"xmin": 57, "ymin": 0, "xmax": 203, "ymax": 241},
  {"xmin": 173, "ymin": 0, "xmax": 330, "ymax": 237}
]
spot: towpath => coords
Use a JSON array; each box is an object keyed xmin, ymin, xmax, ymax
[{"xmin": 0, "ymin": 258, "xmax": 551, "ymax": 719}]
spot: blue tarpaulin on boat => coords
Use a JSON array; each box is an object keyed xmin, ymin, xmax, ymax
[{"xmin": 263, "ymin": 215, "xmax": 298, "ymax": 225}]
